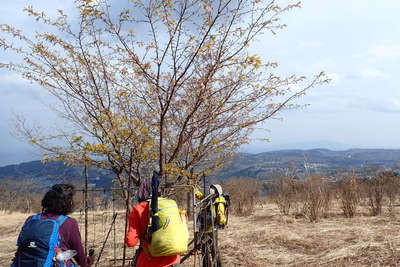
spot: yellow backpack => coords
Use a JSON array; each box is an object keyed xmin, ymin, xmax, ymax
[
  {"xmin": 213, "ymin": 195, "xmax": 227, "ymax": 227},
  {"xmin": 147, "ymin": 198, "xmax": 189, "ymax": 257}
]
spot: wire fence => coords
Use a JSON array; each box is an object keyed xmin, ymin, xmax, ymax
[{"xmin": 73, "ymin": 175, "xmax": 220, "ymax": 267}]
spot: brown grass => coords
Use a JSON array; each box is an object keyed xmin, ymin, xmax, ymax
[
  {"xmin": 2, "ymin": 203, "xmax": 400, "ymax": 266},
  {"xmin": 219, "ymin": 203, "xmax": 400, "ymax": 266},
  {"xmin": 0, "ymin": 210, "xmax": 131, "ymax": 267}
]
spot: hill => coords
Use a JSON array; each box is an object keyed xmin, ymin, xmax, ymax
[
  {"xmin": 0, "ymin": 160, "xmax": 113, "ymax": 189},
  {"xmin": 216, "ymin": 148, "xmax": 400, "ymax": 180},
  {"xmin": 1, "ymin": 148, "xmax": 400, "ymax": 188}
]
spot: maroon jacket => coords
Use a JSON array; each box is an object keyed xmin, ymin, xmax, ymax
[{"xmin": 24, "ymin": 213, "xmax": 90, "ymax": 267}]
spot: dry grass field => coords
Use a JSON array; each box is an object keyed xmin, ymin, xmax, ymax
[
  {"xmin": 2, "ymin": 203, "xmax": 400, "ymax": 267},
  {"xmin": 219, "ymin": 203, "xmax": 400, "ymax": 266}
]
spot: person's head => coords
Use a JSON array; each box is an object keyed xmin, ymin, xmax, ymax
[
  {"xmin": 137, "ymin": 178, "xmax": 161, "ymax": 202},
  {"xmin": 41, "ymin": 184, "xmax": 75, "ymax": 215},
  {"xmin": 137, "ymin": 178, "xmax": 152, "ymax": 202},
  {"xmin": 210, "ymin": 184, "xmax": 223, "ymax": 196}
]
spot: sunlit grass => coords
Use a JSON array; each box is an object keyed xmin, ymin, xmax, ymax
[{"xmin": 2, "ymin": 202, "xmax": 400, "ymax": 266}]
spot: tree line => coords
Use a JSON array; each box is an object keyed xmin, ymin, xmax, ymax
[
  {"xmin": 2, "ymin": 170, "xmax": 400, "ymax": 220},
  {"xmin": 266, "ymin": 170, "xmax": 400, "ymax": 222}
]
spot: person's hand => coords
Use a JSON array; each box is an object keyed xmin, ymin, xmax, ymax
[
  {"xmin": 87, "ymin": 249, "xmax": 95, "ymax": 267},
  {"xmin": 87, "ymin": 255, "xmax": 95, "ymax": 266}
]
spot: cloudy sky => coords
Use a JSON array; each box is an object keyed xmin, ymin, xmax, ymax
[{"xmin": 1, "ymin": 0, "xmax": 400, "ymax": 166}]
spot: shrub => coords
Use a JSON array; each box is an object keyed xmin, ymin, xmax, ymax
[
  {"xmin": 301, "ymin": 176, "xmax": 327, "ymax": 222},
  {"xmin": 223, "ymin": 177, "xmax": 261, "ymax": 216},
  {"xmin": 268, "ymin": 177, "xmax": 301, "ymax": 216},
  {"xmin": 381, "ymin": 171, "xmax": 400, "ymax": 214},
  {"xmin": 336, "ymin": 175, "xmax": 360, "ymax": 218},
  {"xmin": 362, "ymin": 175, "xmax": 384, "ymax": 216},
  {"xmin": 0, "ymin": 179, "xmax": 42, "ymax": 213}
]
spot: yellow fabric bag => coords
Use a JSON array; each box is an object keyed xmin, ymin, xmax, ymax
[
  {"xmin": 213, "ymin": 196, "xmax": 227, "ymax": 226},
  {"xmin": 148, "ymin": 198, "xmax": 189, "ymax": 257}
]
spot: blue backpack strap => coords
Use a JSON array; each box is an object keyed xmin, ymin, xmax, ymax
[
  {"xmin": 44, "ymin": 215, "xmax": 69, "ymax": 267},
  {"xmin": 32, "ymin": 213, "xmax": 42, "ymax": 220},
  {"xmin": 55, "ymin": 215, "xmax": 68, "ymax": 226}
]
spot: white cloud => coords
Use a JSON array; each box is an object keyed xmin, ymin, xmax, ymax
[
  {"xmin": 348, "ymin": 95, "xmax": 400, "ymax": 114},
  {"xmin": 359, "ymin": 68, "xmax": 390, "ymax": 79},
  {"xmin": 375, "ymin": 98, "xmax": 400, "ymax": 113},
  {"xmin": 371, "ymin": 43, "xmax": 400, "ymax": 58},
  {"xmin": 353, "ymin": 42, "xmax": 400, "ymax": 59}
]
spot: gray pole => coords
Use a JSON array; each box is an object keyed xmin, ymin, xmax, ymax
[{"xmin": 84, "ymin": 165, "xmax": 89, "ymax": 256}]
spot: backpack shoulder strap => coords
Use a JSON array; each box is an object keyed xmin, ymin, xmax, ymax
[
  {"xmin": 55, "ymin": 215, "xmax": 68, "ymax": 226},
  {"xmin": 32, "ymin": 213, "xmax": 42, "ymax": 220}
]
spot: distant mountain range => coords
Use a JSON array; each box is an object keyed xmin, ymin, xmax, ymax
[
  {"xmin": 0, "ymin": 160, "xmax": 113, "ymax": 189},
  {"xmin": 1, "ymin": 149, "xmax": 400, "ymax": 188},
  {"xmin": 216, "ymin": 148, "xmax": 400, "ymax": 180}
]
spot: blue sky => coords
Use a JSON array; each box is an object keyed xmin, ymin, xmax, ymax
[{"xmin": 1, "ymin": 0, "xmax": 400, "ymax": 166}]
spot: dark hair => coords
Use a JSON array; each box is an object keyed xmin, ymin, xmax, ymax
[
  {"xmin": 41, "ymin": 184, "xmax": 75, "ymax": 215},
  {"xmin": 137, "ymin": 178, "xmax": 152, "ymax": 202}
]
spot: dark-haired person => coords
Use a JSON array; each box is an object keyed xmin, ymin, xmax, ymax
[{"xmin": 11, "ymin": 184, "xmax": 94, "ymax": 267}]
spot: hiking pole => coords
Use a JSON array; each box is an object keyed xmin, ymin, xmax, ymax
[
  {"xmin": 180, "ymin": 247, "xmax": 196, "ymax": 263},
  {"xmin": 95, "ymin": 213, "xmax": 118, "ymax": 267},
  {"xmin": 84, "ymin": 165, "xmax": 89, "ymax": 256}
]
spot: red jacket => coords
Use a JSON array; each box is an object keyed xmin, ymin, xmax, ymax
[{"xmin": 125, "ymin": 201, "xmax": 180, "ymax": 267}]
